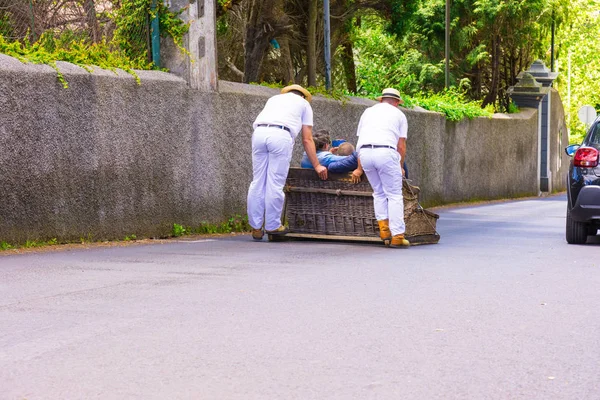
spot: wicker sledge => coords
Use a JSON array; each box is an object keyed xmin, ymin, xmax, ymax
[{"xmin": 270, "ymin": 167, "xmax": 440, "ymax": 245}]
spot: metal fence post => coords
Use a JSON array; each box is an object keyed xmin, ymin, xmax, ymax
[
  {"xmin": 28, "ymin": 0, "xmax": 35, "ymax": 42},
  {"xmin": 324, "ymin": 0, "xmax": 331, "ymax": 91},
  {"xmin": 150, "ymin": 0, "xmax": 160, "ymax": 68}
]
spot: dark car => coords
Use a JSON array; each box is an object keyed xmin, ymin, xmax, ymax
[{"xmin": 565, "ymin": 119, "xmax": 600, "ymax": 244}]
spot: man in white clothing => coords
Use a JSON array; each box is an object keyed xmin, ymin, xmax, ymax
[
  {"xmin": 356, "ymin": 88, "xmax": 410, "ymax": 248},
  {"xmin": 247, "ymin": 84, "xmax": 327, "ymax": 241}
]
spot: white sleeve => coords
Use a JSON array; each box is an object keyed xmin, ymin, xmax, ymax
[
  {"xmin": 302, "ymin": 103, "xmax": 314, "ymax": 126},
  {"xmin": 398, "ymin": 112, "xmax": 408, "ymax": 139},
  {"xmin": 356, "ymin": 114, "xmax": 364, "ymax": 137}
]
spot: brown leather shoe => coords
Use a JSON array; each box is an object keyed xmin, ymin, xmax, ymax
[
  {"xmin": 377, "ymin": 219, "xmax": 392, "ymax": 241},
  {"xmin": 390, "ymin": 234, "xmax": 410, "ymax": 248},
  {"xmin": 266, "ymin": 225, "xmax": 287, "ymax": 235},
  {"xmin": 251, "ymin": 229, "xmax": 264, "ymax": 241}
]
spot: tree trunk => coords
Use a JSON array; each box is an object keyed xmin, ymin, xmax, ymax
[
  {"xmin": 307, "ymin": 0, "xmax": 317, "ymax": 87},
  {"xmin": 503, "ymin": 54, "xmax": 508, "ymax": 84},
  {"xmin": 340, "ymin": 37, "xmax": 357, "ymax": 93},
  {"xmin": 242, "ymin": 0, "xmax": 289, "ymax": 83},
  {"xmin": 243, "ymin": 0, "xmax": 273, "ymax": 83},
  {"xmin": 4, "ymin": 2, "xmax": 37, "ymax": 40},
  {"xmin": 482, "ymin": 34, "xmax": 501, "ymax": 108},
  {"xmin": 279, "ymin": 36, "xmax": 295, "ymax": 83},
  {"xmin": 509, "ymin": 51, "xmax": 515, "ymax": 86},
  {"xmin": 83, "ymin": 0, "xmax": 100, "ymax": 43}
]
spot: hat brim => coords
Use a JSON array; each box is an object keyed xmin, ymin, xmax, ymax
[{"xmin": 281, "ymin": 85, "xmax": 312, "ymax": 103}]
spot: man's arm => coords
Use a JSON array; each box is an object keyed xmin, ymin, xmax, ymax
[
  {"xmin": 327, "ymin": 152, "xmax": 358, "ymax": 174},
  {"xmin": 325, "ymin": 152, "xmax": 363, "ymax": 184},
  {"xmin": 351, "ymin": 156, "xmax": 364, "ymax": 184},
  {"xmin": 397, "ymin": 137, "xmax": 406, "ymax": 177},
  {"xmin": 322, "ymin": 153, "xmax": 352, "ymax": 164},
  {"xmin": 302, "ymin": 125, "xmax": 328, "ymax": 180}
]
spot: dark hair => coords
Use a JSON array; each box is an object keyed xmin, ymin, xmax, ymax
[
  {"xmin": 313, "ymin": 129, "xmax": 332, "ymax": 150},
  {"xmin": 289, "ymin": 89, "xmax": 306, "ymax": 99}
]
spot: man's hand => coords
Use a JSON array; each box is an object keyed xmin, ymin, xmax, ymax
[
  {"xmin": 330, "ymin": 146, "xmax": 339, "ymax": 154},
  {"xmin": 315, "ymin": 165, "xmax": 328, "ymax": 180},
  {"xmin": 351, "ymin": 168, "xmax": 363, "ymax": 184}
]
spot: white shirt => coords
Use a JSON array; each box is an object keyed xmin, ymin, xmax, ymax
[
  {"xmin": 356, "ymin": 102, "xmax": 408, "ymax": 150},
  {"xmin": 253, "ymin": 93, "xmax": 313, "ymax": 139}
]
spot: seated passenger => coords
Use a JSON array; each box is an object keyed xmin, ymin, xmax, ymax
[
  {"xmin": 301, "ymin": 131, "xmax": 365, "ymax": 182},
  {"xmin": 300, "ymin": 130, "xmax": 351, "ymax": 169}
]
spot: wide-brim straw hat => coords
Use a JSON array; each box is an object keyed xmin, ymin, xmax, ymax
[
  {"xmin": 376, "ymin": 88, "xmax": 404, "ymax": 104},
  {"xmin": 281, "ymin": 84, "xmax": 312, "ymax": 103}
]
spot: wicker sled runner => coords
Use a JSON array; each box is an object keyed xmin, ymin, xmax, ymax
[{"xmin": 270, "ymin": 168, "xmax": 440, "ymax": 245}]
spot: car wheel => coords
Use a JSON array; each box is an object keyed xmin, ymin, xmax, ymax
[
  {"xmin": 566, "ymin": 206, "xmax": 589, "ymax": 244},
  {"xmin": 588, "ymin": 226, "xmax": 599, "ymax": 236}
]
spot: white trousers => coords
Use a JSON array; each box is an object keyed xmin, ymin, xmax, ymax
[
  {"xmin": 247, "ymin": 127, "xmax": 293, "ymax": 231},
  {"xmin": 359, "ymin": 148, "xmax": 405, "ymax": 235}
]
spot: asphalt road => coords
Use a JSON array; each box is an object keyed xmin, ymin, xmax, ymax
[{"xmin": 1, "ymin": 194, "xmax": 599, "ymax": 400}]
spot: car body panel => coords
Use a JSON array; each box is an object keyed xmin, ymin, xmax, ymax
[
  {"xmin": 565, "ymin": 116, "xmax": 600, "ymax": 242},
  {"xmin": 570, "ymin": 185, "xmax": 600, "ymax": 221}
]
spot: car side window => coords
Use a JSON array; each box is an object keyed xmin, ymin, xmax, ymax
[{"xmin": 591, "ymin": 123, "xmax": 600, "ymax": 145}]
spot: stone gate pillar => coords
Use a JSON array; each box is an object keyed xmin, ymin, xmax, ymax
[
  {"xmin": 161, "ymin": 0, "xmax": 218, "ymax": 91},
  {"xmin": 508, "ymin": 60, "xmax": 558, "ymax": 193}
]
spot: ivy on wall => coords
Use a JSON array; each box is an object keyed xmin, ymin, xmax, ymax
[{"xmin": 0, "ymin": 0, "xmax": 189, "ymax": 87}]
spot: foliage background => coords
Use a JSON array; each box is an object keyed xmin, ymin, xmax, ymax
[
  {"xmin": 215, "ymin": 0, "xmax": 598, "ymax": 138},
  {"xmin": 1, "ymin": 0, "xmax": 599, "ymax": 135},
  {"xmin": 0, "ymin": 0, "xmax": 188, "ymax": 82},
  {"xmin": 554, "ymin": 0, "xmax": 600, "ymax": 141}
]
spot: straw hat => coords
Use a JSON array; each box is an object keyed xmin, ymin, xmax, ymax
[
  {"xmin": 376, "ymin": 88, "xmax": 404, "ymax": 104},
  {"xmin": 281, "ymin": 84, "xmax": 312, "ymax": 103}
]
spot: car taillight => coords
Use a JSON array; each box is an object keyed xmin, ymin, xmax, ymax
[{"xmin": 574, "ymin": 147, "xmax": 599, "ymax": 167}]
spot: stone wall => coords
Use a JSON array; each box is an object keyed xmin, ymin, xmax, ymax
[
  {"xmin": 0, "ymin": 55, "xmax": 569, "ymax": 243},
  {"xmin": 549, "ymin": 89, "xmax": 570, "ymax": 193}
]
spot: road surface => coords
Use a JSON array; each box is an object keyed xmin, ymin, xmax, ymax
[{"xmin": 1, "ymin": 194, "xmax": 599, "ymax": 399}]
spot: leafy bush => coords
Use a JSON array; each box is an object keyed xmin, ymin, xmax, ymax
[
  {"xmin": 0, "ymin": 0, "xmax": 189, "ymax": 87},
  {"xmin": 0, "ymin": 238, "xmax": 59, "ymax": 251},
  {"xmin": 0, "ymin": 33, "xmax": 150, "ymax": 87},
  {"xmin": 172, "ymin": 215, "xmax": 251, "ymax": 237},
  {"xmin": 113, "ymin": 0, "xmax": 189, "ymax": 63},
  {"xmin": 353, "ymin": 16, "xmax": 446, "ymax": 97},
  {"xmin": 255, "ymin": 81, "xmax": 493, "ymax": 122},
  {"xmin": 508, "ymin": 101, "xmax": 520, "ymax": 114},
  {"xmin": 172, "ymin": 223, "xmax": 186, "ymax": 237},
  {"xmin": 407, "ymin": 89, "xmax": 494, "ymax": 121},
  {"xmin": 194, "ymin": 214, "xmax": 250, "ymax": 234}
]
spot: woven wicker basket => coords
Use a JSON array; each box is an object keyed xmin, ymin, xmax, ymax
[{"xmin": 282, "ymin": 168, "xmax": 440, "ymax": 245}]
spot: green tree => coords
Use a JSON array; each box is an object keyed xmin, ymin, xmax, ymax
[
  {"xmin": 384, "ymin": 0, "xmax": 555, "ymax": 110},
  {"xmin": 555, "ymin": 0, "xmax": 600, "ymax": 141}
]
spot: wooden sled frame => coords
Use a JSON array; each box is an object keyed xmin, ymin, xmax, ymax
[{"xmin": 269, "ymin": 168, "xmax": 440, "ymax": 246}]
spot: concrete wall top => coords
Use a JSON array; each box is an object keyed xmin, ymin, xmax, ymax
[{"xmin": 0, "ymin": 54, "xmax": 187, "ymax": 85}]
